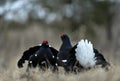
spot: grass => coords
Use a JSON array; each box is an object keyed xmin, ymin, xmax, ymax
[
  {"xmin": 0, "ymin": 26, "xmax": 120, "ymax": 81},
  {"xmin": 1, "ymin": 64, "xmax": 120, "ymax": 81}
]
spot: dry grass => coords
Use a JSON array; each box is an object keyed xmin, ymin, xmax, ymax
[
  {"xmin": 0, "ymin": 26, "xmax": 120, "ymax": 81},
  {"xmin": 1, "ymin": 63, "xmax": 120, "ymax": 81}
]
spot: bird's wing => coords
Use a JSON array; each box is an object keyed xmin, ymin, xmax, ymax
[
  {"xmin": 94, "ymin": 48, "xmax": 110, "ymax": 67},
  {"xmin": 94, "ymin": 49, "xmax": 105, "ymax": 60},
  {"xmin": 50, "ymin": 47, "xmax": 58, "ymax": 57},
  {"xmin": 21, "ymin": 46, "xmax": 40, "ymax": 60},
  {"xmin": 17, "ymin": 46, "xmax": 40, "ymax": 68}
]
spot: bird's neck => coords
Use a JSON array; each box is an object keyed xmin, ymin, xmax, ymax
[{"xmin": 60, "ymin": 40, "xmax": 72, "ymax": 51}]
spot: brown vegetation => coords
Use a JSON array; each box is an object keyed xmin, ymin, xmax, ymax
[{"xmin": 0, "ymin": 26, "xmax": 120, "ymax": 81}]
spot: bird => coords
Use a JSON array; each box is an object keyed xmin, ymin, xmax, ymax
[
  {"xmin": 27, "ymin": 40, "xmax": 58, "ymax": 71},
  {"xmin": 57, "ymin": 34, "xmax": 83, "ymax": 72},
  {"xmin": 72, "ymin": 39, "xmax": 110, "ymax": 69},
  {"xmin": 57, "ymin": 34, "xmax": 72, "ymax": 64},
  {"xmin": 17, "ymin": 40, "xmax": 58, "ymax": 71},
  {"xmin": 58, "ymin": 34, "xmax": 110, "ymax": 72}
]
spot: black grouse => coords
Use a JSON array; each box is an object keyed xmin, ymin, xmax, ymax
[
  {"xmin": 17, "ymin": 40, "xmax": 58, "ymax": 71},
  {"xmin": 58, "ymin": 34, "xmax": 110, "ymax": 72},
  {"xmin": 28, "ymin": 40, "xmax": 58, "ymax": 71},
  {"xmin": 57, "ymin": 34, "xmax": 82, "ymax": 72},
  {"xmin": 57, "ymin": 34, "xmax": 72, "ymax": 63}
]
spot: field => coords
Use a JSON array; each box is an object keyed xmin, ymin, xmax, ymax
[{"xmin": 0, "ymin": 26, "xmax": 120, "ymax": 81}]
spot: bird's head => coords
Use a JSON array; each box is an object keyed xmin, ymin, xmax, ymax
[
  {"xmin": 42, "ymin": 40, "xmax": 49, "ymax": 47},
  {"xmin": 60, "ymin": 34, "xmax": 70, "ymax": 41},
  {"xmin": 60, "ymin": 34, "xmax": 65, "ymax": 38},
  {"xmin": 60, "ymin": 34, "xmax": 72, "ymax": 49},
  {"xmin": 42, "ymin": 40, "xmax": 48, "ymax": 44}
]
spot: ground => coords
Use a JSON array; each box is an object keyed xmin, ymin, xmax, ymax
[{"xmin": 0, "ymin": 26, "xmax": 120, "ymax": 81}]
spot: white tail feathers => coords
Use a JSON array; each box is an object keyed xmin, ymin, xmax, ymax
[{"xmin": 75, "ymin": 39, "xmax": 96, "ymax": 68}]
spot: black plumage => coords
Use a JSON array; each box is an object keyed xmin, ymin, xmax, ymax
[
  {"xmin": 28, "ymin": 40, "xmax": 58, "ymax": 71},
  {"xmin": 17, "ymin": 34, "xmax": 110, "ymax": 73},
  {"xmin": 57, "ymin": 34, "xmax": 80, "ymax": 72},
  {"xmin": 17, "ymin": 40, "xmax": 58, "ymax": 71},
  {"xmin": 58, "ymin": 34, "xmax": 110, "ymax": 72},
  {"xmin": 94, "ymin": 48, "xmax": 110, "ymax": 68},
  {"xmin": 17, "ymin": 46, "xmax": 40, "ymax": 68},
  {"xmin": 57, "ymin": 34, "xmax": 72, "ymax": 61}
]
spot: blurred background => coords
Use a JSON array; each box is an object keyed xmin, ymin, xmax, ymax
[{"xmin": 0, "ymin": 0, "xmax": 120, "ymax": 73}]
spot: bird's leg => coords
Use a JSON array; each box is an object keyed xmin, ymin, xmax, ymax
[
  {"xmin": 39, "ymin": 61, "xmax": 46, "ymax": 71},
  {"xmin": 26, "ymin": 65, "xmax": 30, "ymax": 72},
  {"xmin": 46, "ymin": 58, "xmax": 52, "ymax": 69}
]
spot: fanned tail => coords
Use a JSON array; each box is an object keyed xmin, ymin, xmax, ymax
[{"xmin": 75, "ymin": 39, "xmax": 96, "ymax": 68}]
